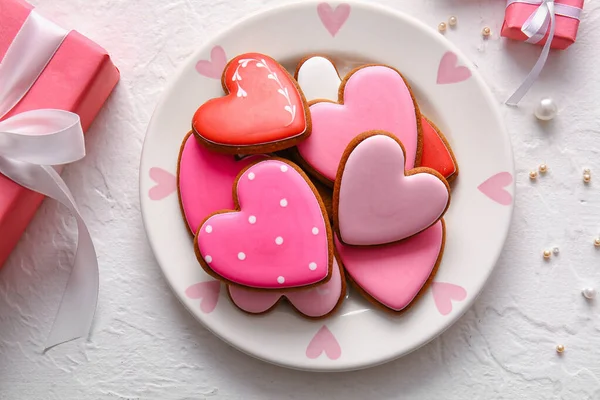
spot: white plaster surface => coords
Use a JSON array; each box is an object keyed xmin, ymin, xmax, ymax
[{"xmin": 2, "ymin": 0, "xmax": 600, "ymax": 398}]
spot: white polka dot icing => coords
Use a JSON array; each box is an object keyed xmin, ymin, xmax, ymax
[
  {"xmin": 205, "ymin": 225, "xmax": 213, "ymax": 233},
  {"xmin": 277, "ymin": 276, "xmax": 285, "ymax": 284},
  {"xmin": 248, "ymin": 172, "xmax": 255, "ymax": 181},
  {"xmin": 205, "ymin": 255, "xmax": 213, "ymax": 263},
  {"xmin": 309, "ymin": 262, "xmax": 317, "ymax": 271},
  {"xmin": 312, "ymin": 227, "xmax": 319, "ymax": 235},
  {"xmin": 195, "ymin": 160, "xmax": 330, "ymax": 289},
  {"xmin": 280, "ymin": 165, "xmax": 288, "ymax": 172}
]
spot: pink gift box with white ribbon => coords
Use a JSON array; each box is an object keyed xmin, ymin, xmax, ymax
[
  {"xmin": 0, "ymin": 0, "xmax": 119, "ymax": 268},
  {"xmin": 0, "ymin": 0, "xmax": 118, "ymax": 348},
  {"xmin": 501, "ymin": 0, "xmax": 584, "ymax": 50}
]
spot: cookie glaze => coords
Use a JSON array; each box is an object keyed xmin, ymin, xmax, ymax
[
  {"xmin": 177, "ymin": 132, "xmax": 266, "ymax": 233},
  {"xmin": 296, "ymin": 57, "xmax": 457, "ymax": 180},
  {"xmin": 295, "ymin": 56, "xmax": 341, "ymax": 101},
  {"xmin": 297, "ymin": 65, "xmax": 419, "ymax": 182},
  {"xmin": 420, "ymin": 118, "xmax": 457, "ymax": 180},
  {"xmin": 335, "ymin": 133, "xmax": 449, "ymax": 246},
  {"xmin": 196, "ymin": 159, "xmax": 331, "ymax": 289},
  {"xmin": 193, "ymin": 53, "xmax": 308, "ymax": 151},
  {"xmin": 228, "ymin": 256, "xmax": 344, "ymax": 318},
  {"xmin": 336, "ymin": 221, "xmax": 444, "ymax": 311}
]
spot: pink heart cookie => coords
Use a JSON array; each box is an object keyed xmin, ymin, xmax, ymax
[
  {"xmin": 195, "ymin": 159, "xmax": 333, "ymax": 290},
  {"xmin": 334, "ymin": 132, "xmax": 450, "ymax": 246},
  {"xmin": 336, "ymin": 220, "xmax": 445, "ymax": 312},
  {"xmin": 228, "ymin": 256, "xmax": 345, "ymax": 318},
  {"xmin": 297, "ymin": 65, "xmax": 421, "ymax": 183},
  {"xmin": 177, "ymin": 132, "xmax": 266, "ymax": 234}
]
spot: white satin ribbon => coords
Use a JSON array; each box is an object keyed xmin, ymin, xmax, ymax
[
  {"xmin": 506, "ymin": 0, "xmax": 582, "ymax": 105},
  {"xmin": 0, "ymin": 10, "xmax": 99, "ymax": 350}
]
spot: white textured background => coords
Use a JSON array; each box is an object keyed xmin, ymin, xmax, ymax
[{"xmin": 1, "ymin": 0, "xmax": 600, "ymax": 398}]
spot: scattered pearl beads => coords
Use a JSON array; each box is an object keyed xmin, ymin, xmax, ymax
[
  {"xmin": 448, "ymin": 16, "xmax": 458, "ymax": 27},
  {"xmin": 529, "ymin": 170, "xmax": 538, "ymax": 180},
  {"xmin": 556, "ymin": 344, "xmax": 565, "ymax": 354},
  {"xmin": 594, "ymin": 238, "xmax": 600, "ymax": 247},
  {"xmin": 552, "ymin": 247, "xmax": 560, "ymax": 255},
  {"xmin": 438, "ymin": 22, "xmax": 447, "ymax": 33},
  {"xmin": 534, "ymin": 97, "xmax": 558, "ymax": 121},
  {"xmin": 543, "ymin": 250, "xmax": 552, "ymax": 259},
  {"xmin": 582, "ymin": 287, "xmax": 597, "ymax": 300},
  {"xmin": 583, "ymin": 169, "xmax": 591, "ymax": 184},
  {"xmin": 539, "ymin": 164, "xmax": 548, "ymax": 174},
  {"xmin": 482, "ymin": 27, "xmax": 491, "ymax": 37}
]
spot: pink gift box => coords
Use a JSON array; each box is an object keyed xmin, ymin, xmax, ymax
[
  {"xmin": 501, "ymin": 0, "xmax": 584, "ymax": 50},
  {"xmin": 0, "ymin": 0, "xmax": 120, "ymax": 268}
]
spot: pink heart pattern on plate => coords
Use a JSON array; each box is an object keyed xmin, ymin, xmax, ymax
[
  {"xmin": 432, "ymin": 282, "xmax": 467, "ymax": 316},
  {"xmin": 306, "ymin": 325, "xmax": 341, "ymax": 360},
  {"xmin": 228, "ymin": 256, "xmax": 344, "ymax": 318},
  {"xmin": 335, "ymin": 133, "xmax": 449, "ymax": 246},
  {"xmin": 195, "ymin": 159, "xmax": 332, "ymax": 290},
  {"xmin": 437, "ymin": 51, "xmax": 472, "ymax": 85},
  {"xmin": 297, "ymin": 65, "xmax": 420, "ymax": 182},
  {"xmin": 477, "ymin": 172, "xmax": 513, "ymax": 206},
  {"xmin": 336, "ymin": 221, "xmax": 445, "ymax": 311},
  {"xmin": 177, "ymin": 132, "xmax": 266, "ymax": 233},
  {"xmin": 149, "ymin": 167, "xmax": 176, "ymax": 200},
  {"xmin": 196, "ymin": 45, "xmax": 228, "ymax": 79},
  {"xmin": 317, "ymin": 3, "xmax": 351, "ymax": 37},
  {"xmin": 185, "ymin": 281, "xmax": 221, "ymax": 314}
]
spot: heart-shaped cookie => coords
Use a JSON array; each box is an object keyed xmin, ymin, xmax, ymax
[
  {"xmin": 227, "ymin": 255, "xmax": 345, "ymax": 318},
  {"xmin": 193, "ymin": 53, "xmax": 310, "ymax": 154},
  {"xmin": 177, "ymin": 131, "xmax": 267, "ymax": 234},
  {"xmin": 295, "ymin": 56, "xmax": 458, "ymax": 181},
  {"xmin": 336, "ymin": 220, "xmax": 445, "ymax": 312},
  {"xmin": 195, "ymin": 159, "xmax": 333, "ymax": 290},
  {"xmin": 420, "ymin": 117, "xmax": 458, "ymax": 182},
  {"xmin": 296, "ymin": 64, "xmax": 421, "ymax": 183},
  {"xmin": 334, "ymin": 132, "xmax": 450, "ymax": 246}
]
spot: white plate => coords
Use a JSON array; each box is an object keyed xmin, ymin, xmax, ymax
[{"xmin": 140, "ymin": 0, "xmax": 514, "ymax": 371}]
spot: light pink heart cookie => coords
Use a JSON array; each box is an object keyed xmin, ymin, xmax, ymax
[
  {"xmin": 478, "ymin": 172, "xmax": 513, "ymax": 206},
  {"xmin": 297, "ymin": 65, "xmax": 421, "ymax": 183},
  {"xmin": 336, "ymin": 221, "xmax": 445, "ymax": 312},
  {"xmin": 177, "ymin": 132, "xmax": 267, "ymax": 233},
  {"xmin": 317, "ymin": 3, "xmax": 351, "ymax": 37},
  {"xmin": 149, "ymin": 167, "xmax": 176, "ymax": 200},
  {"xmin": 306, "ymin": 325, "xmax": 341, "ymax": 360},
  {"xmin": 432, "ymin": 282, "xmax": 467, "ymax": 316},
  {"xmin": 334, "ymin": 133, "xmax": 450, "ymax": 246},
  {"xmin": 228, "ymin": 257, "xmax": 345, "ymax": 318},
  {"xmin": 437, "ymin": 51, "xmax": 472, "ymax": 84},
  {"xmin": 185, "ymin": 281, "xmax": 221, "ymax": 314},
  {"xmin": 196, "ymin": 46, "xmax": 227, "ymax": 79},
  {"xmin": 195, "ymin": 159, "xmax": 332, "ymax": 290}
]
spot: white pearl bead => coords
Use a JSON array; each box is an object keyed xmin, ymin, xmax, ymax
[
  {"xmin": 552, "ymin": 247, "xmax": 560, "ymax": 255},
  {"xmin": 582, "ymin": 287, "xmax": 596, "ymax": 300},
  {"xmin": 535, "ymin": 97, "xmax": 558, "ymax": 121}
]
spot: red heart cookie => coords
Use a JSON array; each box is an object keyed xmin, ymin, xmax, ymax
[
  {"xmin": 193, "ymin": 53, "xmax": 310, "ymax": 154},
  {"xmin": 419, "ymin": 117, "xmax": 458, "ymax": 182},
  {"xmin": 195, "ymin": 159, "xmax": 333, "ymax": 290}
]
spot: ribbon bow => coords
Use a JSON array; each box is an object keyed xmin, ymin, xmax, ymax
[
  {"xmin": 506, "ymin": 0, "xmax": 582, "ymax": 105},
  {"xmin": 0, "ymin": 11, "xmax": 98, "ymax": 349}
]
